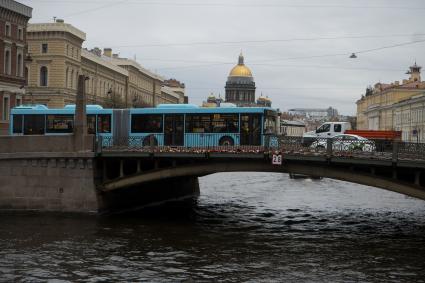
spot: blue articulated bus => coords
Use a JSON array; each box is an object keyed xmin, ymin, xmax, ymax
[{"xmin": 10, "ymin": 104, "xmax": 277, "ymax": 147}]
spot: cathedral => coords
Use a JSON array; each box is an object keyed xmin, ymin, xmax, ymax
[{"xmin": 224, "ymin": 53, "xmax": 271, "ymax": 107}]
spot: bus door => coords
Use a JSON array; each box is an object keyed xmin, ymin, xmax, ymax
[
  {"xmin": 164, "ymin": 114, "xmax": 184, "ymax": 146},
  {"xmin": 240, "ymin": 114, "xmax": 261, "ymax": 145}
]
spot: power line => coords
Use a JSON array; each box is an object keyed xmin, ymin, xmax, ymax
[
  {"xmin": 110, "ymin": 34, "xmax": 425, "ymax": 48},
  {"xmin": 150, "ymin": 39, "xmax": 425, "ymax": 71}
]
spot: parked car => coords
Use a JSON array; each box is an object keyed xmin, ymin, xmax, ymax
[{"xmin": 310, "ymin": 134, "xmax": 375, "ymax": 152}]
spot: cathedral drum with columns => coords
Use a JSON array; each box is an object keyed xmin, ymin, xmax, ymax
[{"xmin": 225, "ymin": 53, "xmax": 257, "ymax": 107}]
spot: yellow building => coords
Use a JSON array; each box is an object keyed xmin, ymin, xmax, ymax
[
  {"xmin": 26, "ymin": 20, "xmax": 87, "ymax": 107},
  {"xmin": 105, "ymin": 50, "xmax": 164, "ymax": 107},
  {"xmin": 356, "ymin": 63, "xmax": 425, "ymax": 130},
  {"xmin": 25, "ymin": 20, "xmax": 181, "ymax": 108}
]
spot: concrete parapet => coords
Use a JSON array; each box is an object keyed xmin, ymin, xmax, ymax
[{"xmin": 0, "ymin": 135, "xmax": 94, "ymax": 153}]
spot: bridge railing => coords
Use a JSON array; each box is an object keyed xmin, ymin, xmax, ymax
[{"xmin": 97, "ymin": 135, "xmax": 425, "ymax": 162}]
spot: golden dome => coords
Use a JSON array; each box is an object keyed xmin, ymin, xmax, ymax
[
  {"xmin": 229, "ymin": 65, "xmax": 253, "ymax": 77},
  {"xmin": 228, "ymin": 53, "xmax": 253, "ymax": 77}
]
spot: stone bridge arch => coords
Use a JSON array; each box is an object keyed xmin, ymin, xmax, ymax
[{"xmin": 99, "ymin": 160, "xmax": 425, "ymax": 201}]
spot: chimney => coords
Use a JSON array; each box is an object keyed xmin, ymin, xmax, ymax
[{"xmin": 103, "ymin": 48, "xmax": 112, "ymax": 57}]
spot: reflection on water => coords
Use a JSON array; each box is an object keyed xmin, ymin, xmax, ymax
[{"xmin": 1, "ymin": 173, "xmax": 425, "ymax": 282}]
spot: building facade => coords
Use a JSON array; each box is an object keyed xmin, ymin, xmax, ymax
[
  {"xmin": 25, "ymin": 20, "xmax": 182, "ymax": 109},
  {"xmin": 158, "ymin": 86, "xmax": 181, "ymax": 104},
  {"xmin": 163, "ymin": 78, "xmax": 186, "ymax": 104},
  {"xmin": 105, "ymin": 50, "xmax": 163, "ymax": 107},
  {"xmin": 390, "ymin": 93, "xmax": 425, "ymax": 142},
  {"xmin": 0, "ymin": 0, "xmax": 32, "ymax": 134},
  {"xmin": 26, "ymin": 20, "xmax": 87, "ymax": 107},
  {"xmin": 288, "ymin": 107, "xmax": 338, "ymax": 120},
  {"xmin": 280, "ymin": 120, "xmax": 305, "ymax": 137},
  {"xmin": 356, "ymin": 63, "xmax": 425, "ymax": 131}
]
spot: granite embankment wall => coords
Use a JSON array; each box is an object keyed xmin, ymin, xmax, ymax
[{"xmin": 0, "ymin": 135, "xmax": 99, "ymax": 213}]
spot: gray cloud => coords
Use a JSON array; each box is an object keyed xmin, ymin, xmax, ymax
[{"xmin": 24, "ymin": 0, "xmax": 425, "ymax": 114}]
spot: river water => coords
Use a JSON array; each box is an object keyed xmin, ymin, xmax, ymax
[{"xmin": 1, "ymin": 172, "xmax": 425, "ymax": 282}]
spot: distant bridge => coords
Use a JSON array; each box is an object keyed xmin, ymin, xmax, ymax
[{"xmin": 97, "ymin": 136, "xmax": 425, "ymax": 202}]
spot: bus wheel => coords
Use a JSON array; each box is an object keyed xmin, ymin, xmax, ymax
[
  {"xmin": 219, "ymin": 136, "xmax": 234, "ymax": 146},
  {"xmin": 142, "ymin": 135, "xmax": 158, "ymax": 147}
]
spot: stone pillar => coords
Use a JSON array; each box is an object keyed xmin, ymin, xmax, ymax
[{"xmin": 74, "ymin": 75, "xmax": 88, "ymax": 151}]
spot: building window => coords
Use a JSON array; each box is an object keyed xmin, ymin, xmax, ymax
[
  {"xmin": 25, "ymin": 67, "xmax": 29, "ymax": 85},
  {"xmin": 18, "ymin": 27, "xmax": 23, "ymax": 40},
  {"xmin": 4, "ymin": 49, "xmax": 11, "ymax": 75},
  {"xmin": 40, "ymin": 66, "xmax": 48, "ymax": 87},
  {"xmin": 17, "ymin": 53, "xmax": 23, "ymax": 77},
  {"xmin": 71, "ymin": 70, "xmax": 74, "ymax": 88},
  {"xmin": 42, "ymin": 44, "xmax": 48, "ymax": 54},
  {"xmin": 16, "ymin": 97, "xmax": 22, "ymax": 106},
  {"xmin": 2, "ymin": 96, "xmax": 9, "ymax": 121},
  {"xmin": 65, "ymin": 68, "xmax": 69, "ymax": 88},
  {"xmin": 5, "ymin": 23, "xmax": 11, "ymax": 37}
]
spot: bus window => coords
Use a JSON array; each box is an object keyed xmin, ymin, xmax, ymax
[
  {"xmin": 186, "ymin": 114, "xmax": 212, "ymax": 133},
  {"xmin": 46, "ymin": 115, "xmax": 74, "ymax": 133},
  {"xmin": 98, "ymin": 114, "xmax": 111, "ymax": 133},
  {"xmin": 212, "ymin": 114, "xmax": 239, "ymax": 133},
  {"xmin": 24, "ymin": 115, "xmax": 45, "ymax": 135},
  {"xmin": 131, "ymin": 114, "xmax": 163, "ymax": 133},
  {"xmin": 264, "ymin": 114, "xmax": 277, "ymax": 134},
  {"xmin": 87, "ymin": 115, "xmax": 96, "ymax": 134},
  {"xmin": 240, "ymin": 114, "xmax": 261, "ymax": 145},
  {"xmin": 12, "ymin": 114, "xmax": 23, "ymax": 134}
]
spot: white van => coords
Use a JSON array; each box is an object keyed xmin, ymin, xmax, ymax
[{"xmin": 303, "ymin": 122, "xmax": 352, "ymax": 140}]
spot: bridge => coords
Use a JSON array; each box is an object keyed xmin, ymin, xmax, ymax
[
  {"xmin": 95, "ymin": 136, "xmax": 425, "ymax": 212},
  {"xmin": 1, "ymin": 76, "xmax": 425, "ymax": 214}
]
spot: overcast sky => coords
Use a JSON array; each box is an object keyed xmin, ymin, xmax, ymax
[{"xmin": 22, "ymin": 0, "xmax": 425, "ymax": 115}]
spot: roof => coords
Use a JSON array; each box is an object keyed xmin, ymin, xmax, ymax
[
  {"xmin": 81, "ymin": 49, "xmax": 128, "ymax": 77},
  {"xmin": 161, "ymin": 86, "xmax": 180, "ymax": 99},
  {"xmin": 28, "ymin": 22, "xmax": 86, "ymax": 41},
  {"xmin": 105, "ymin": 57, "xmax": 164, "ymax": 81},
  {"xmin": 281, "ymin": 120, "xmax": 305, "ymax": 127},
  {"xmin": 0, "ymin": 0, "xmax": 32, "ymax": 18}
]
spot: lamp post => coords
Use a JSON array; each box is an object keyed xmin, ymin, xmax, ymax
[{"xmin": 107, "ymin": 88, "xmax": 113, "ymax": 108}]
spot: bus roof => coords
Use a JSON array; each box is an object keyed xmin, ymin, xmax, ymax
[
  {"xmin": 11, "ymin": 104, "xmax": 276, "ymax": 115},
  {"xmin": 11, "ymin": 104, "xmax": 112, "ymax": 115},
  {"xmin": 130, "ymin": 106, "xmax": 274, "ymax": 114}
]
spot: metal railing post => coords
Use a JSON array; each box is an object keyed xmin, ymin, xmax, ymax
[
  {"xmin": 96, "ymin": 135, "xmax": 103, "ymax": 154},
  {"xmin": 265, "ymin": 135, "xmax": 270, "ymax": 151},
  {"xmin": 150, "ymin": 135, "xmax": 155, "ymax": 153},
  {"xmin": 327, "ymin": 138, "xmax": 333, "ymax": 157},
  {"xmin": 392, "ymin": 141, "xmax": 399, "ymax": 163}
]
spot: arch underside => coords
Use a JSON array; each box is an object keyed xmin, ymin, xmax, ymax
[{"xmin": 101, "ymin": 162, "xmax": 425, "ymax": 201}]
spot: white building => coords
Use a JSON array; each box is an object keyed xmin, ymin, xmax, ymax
[
  {"xmin": 288, "ymin": 107, "xmax": 338, "ymax": 120},
  {"xmin": 392, "ymin": 93, "xmax": 425, "ymax": 142},
  {"xmin": 280, "ymin": 120, "xmax": 306, "ymax": 137}
]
